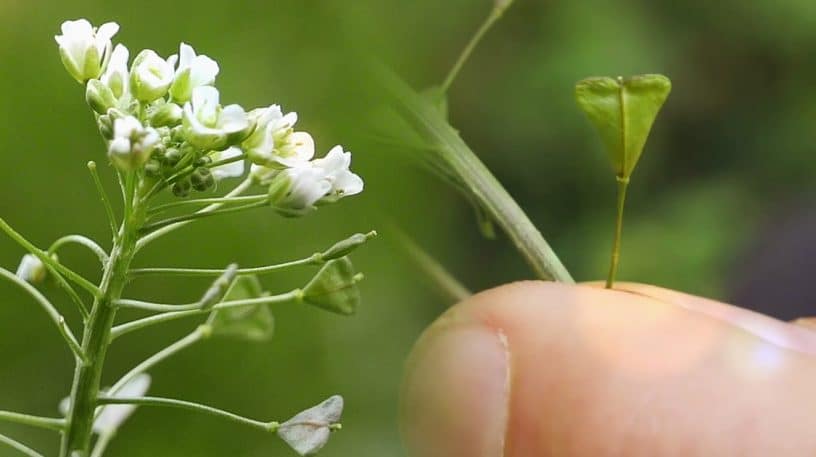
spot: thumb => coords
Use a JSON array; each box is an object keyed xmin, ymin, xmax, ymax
[{"xmin": 400, "ymin": 281, "xmax": 816, "ymax": 457}]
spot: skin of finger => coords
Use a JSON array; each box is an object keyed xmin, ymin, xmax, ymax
[
  {"xmin": 585, "ymin": 281, "xmax": 816, "ymax": 355},
  {"xmin": 402, "ymin": 281, "xmax": 816, "ymax": 457}
]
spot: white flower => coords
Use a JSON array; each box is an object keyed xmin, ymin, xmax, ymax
[
  {"xmin": 267, "ymin": 164, "xmax": 332, "ymax": 217},
  {"xmin": 101, "ymin": 44, "xmax": 129, "ymax": 98},
  {"xmin": 55, "ymin": 19, "xmax": 119, "ymax": 83},
  {"xmin": 312, "ymin": 146, "xmax": 363, "ymax": 203},
  {"xmin": 169, "ymin": 43, "xmax": 219, "ymax": 103},
  {"xmin": 108, "ymin": 116, "xmax": 161, "ymax": 171},
  {"xmin": 15, "ymin": 254, "xmax": 47, "ymax": 285},
  {"xmin": 130, "ymin": 49, "xmax": 177, "ymax": 102},
  {"xmin": 277, "ymin": 395, "xmax": 344, "ymax": 456},
  {"xmin": 243, "ymin": 105, "xmax": 313, "ymax": 168},
  {"xmin": 94, "ymin": 374, "xmax": 151, "ymax": 435},
  {"xmin": 209, "ymin": 147, "xmax": 245, "ymax": 180},
  {"xmin": 183, "ymin": 86, "xmax": 251, "ymax": 151}
]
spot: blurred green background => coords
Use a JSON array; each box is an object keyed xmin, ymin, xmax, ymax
[{"xmin": 1, "ymin": 0, "xmax": 815, "ymax": 455}]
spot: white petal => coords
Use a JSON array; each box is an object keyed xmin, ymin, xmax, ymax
[
  {"xmin": 211, "ymin": 147, "xmax": 245, "ymax": 180},
  {"xmin": 95, "ymin": 22, "xmax": 120, "ymax": 42},
  {"xmin": 290, "ymin": 132, "xmax": 315, "ymax": 161},
  {"xmin": 178, "ymin": 42, "xmax": 195, "ymax": 68},
  {"xmin": 94, "ymin": 374, "xmax": 151, "ymax": 435},
  {"xmin": 218, "ymin": 104, "xmax": 249, "ymax": 133}
]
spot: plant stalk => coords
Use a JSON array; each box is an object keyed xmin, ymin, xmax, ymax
[
  {"xmin": 59, "ymin": 182, "xmax": 144, "ymax": 457},
  {"xmin": 605, "ymin": 176, "xmax": 629, "ymax": 289}
]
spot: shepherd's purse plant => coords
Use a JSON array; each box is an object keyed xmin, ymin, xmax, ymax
[{"xmin": 0, "ymin": 18, "xmax": 371, "ymax": 457}]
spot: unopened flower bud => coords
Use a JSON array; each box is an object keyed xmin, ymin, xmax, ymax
[
  {"xmin": 15, "ymin": 254, "xmax": 53, "ymax": 285},
  {"xmin": 130, "ymin": 49, "xmax": 176, "ymax": 103},
  {"xmin": 194, "ymin": 156, "xmax": 213, "ymax": 167},
  {"xmin": 301, "ymin": 257, "xmax": 361, "ymax": 315},
  {"xmin": 172, "ymin": 178, "xmax": 192, "ymax": 197},
  {"xmin": 144, "ymin": 158, "xmax": 162, "ymax": 177},
  {"xmin": 97, "ymin": 114, "xmax": 114, "ymax": 140},
  {"xmin": 190, "ymin": 167, "xmax": 215, "ymax": 192},
  {"xmin": 320, "ymin": 231, "xmax": 378, "ymax": 262},
  {"xmin": 86, "ymin": 79, "xmax": 117, "ymax": 115},
  {"xmin": 163, "ymin": 147, "xmax": 182, "ymax": 166},
  {"xmin": 148, "ymin": 102, "xmax": 183, "ymax": 127}
]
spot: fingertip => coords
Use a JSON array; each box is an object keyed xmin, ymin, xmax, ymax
[{"xmin": 401, "ymin": 303, "xmax": 510, "ymax": 457}]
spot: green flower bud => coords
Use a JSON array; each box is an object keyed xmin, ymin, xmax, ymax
[
  {"xmin": 206, "ymin": 275, "xmax": 274, "ymax": 341},
  {"xmin": 144, "ymin": 158, "xmax": 162, "ymax": 178},
  {"xmin": 85, "ymin": 79, "xmax": 117, "ymax": 115},
  {"xmin": 190, "ymin": 167, "xmax": 215, "ymax": 192},
  {"xmin": 130, "ymin": 49, "xmax": 176, "ymax": 103},
  {"xmin": 15, "ymin": 253, "xmax": 57, "ymax": 285},
  {"xmin": 97, "ymin": 114, "xmax": 114, "ymax": 140},
  {"xmin": 163, "ymin": 147, "xmax": 182, "ymax": 166},
  {"xmin": 301, "ymin": 258, "xmax": 362, "ymax": 316},
  {"xmin": 193, "ymin": 156, "xmax": 212, "ymax": 167},
  {"xmin": 320, "ymin": 231, "xmax": 378, "ymax": 262},
  {"xmin": 575, "ymin": 74, "xmax": 671, "ymax": 179},
  {"xmin": 172, "ymin": 178, "xmax": 192, "ymax": 197},
  {"xmin": 148, "ymin": 102, "xmax": 183, "ymax": 127}
]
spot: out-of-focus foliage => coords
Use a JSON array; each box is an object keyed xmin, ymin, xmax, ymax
[{"xmin": 0, "ymin": 0, "xmax": 814, "ymax": 455}]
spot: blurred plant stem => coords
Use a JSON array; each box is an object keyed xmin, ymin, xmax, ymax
[
  {"xmin": 378, "ymin": 68, "xmax": 574, "ymax": 283},
  {"xmin": 606, "ymin": 177, "xmax": 629, "ymax": 288},
  {"xmin": 392, "ymin": 227, "xmax": 471, "ymax": 303},
  {"xmin": 441, "ymin": 0, "xmax": 511, "ymax": 93}
]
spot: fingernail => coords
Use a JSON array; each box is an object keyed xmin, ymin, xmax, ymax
[{"xmin": 401, "ymin": 317, "xmax": 510, "ymax": 457}]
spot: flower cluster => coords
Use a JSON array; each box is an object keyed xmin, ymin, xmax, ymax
[{"xmin": 55, "ymin": 19, "xmax": 363, "ymax": 216}]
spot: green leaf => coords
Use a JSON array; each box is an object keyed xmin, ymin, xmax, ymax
[
  {"xmin": 207, "ymin": 275, "xmax": 274, "ymax": 342},
  {"xmin": 302, "ymin": 258, "xmax": 361, "ymax": 316},
  {"xmin": 575, "ymin": 74, "xmax": 672, "ymax": 178}
]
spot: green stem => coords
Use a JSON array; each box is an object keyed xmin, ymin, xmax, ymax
[
  {"xmin": 0, "ymin": 268, "xmax": 86, "ymax": 362},
  {"xmin": 88, "ymin": 433, "xmax": 114, "ymax": 457},
  {"xmin": 109, "ymin": 290, "xmax": 302, "ymax": 341},
  {"xmin": 379, "ymin": 69, "xmax": 574, "ymax": 282},
  {"xmin": 147, "ymin": 194, "xmax": 269, "ymax": 216},
  {"xmin": 440, "ymin": 5, "xmax": 507, "ymax": 93},
  {"xmin": 129, "ymin": 256, "xmax": 319, "ymax": 278},
  {"xmin": 0, "ymin": 433, "xmax": 44, "ymax": 457},
  {"xmin": 0, "ymin": 218, "xmax": 101, "ymax": 297},
  {"xmin": 87, "ymin": 161, "xmax": 118, "ymax": 239},
  {"xmin": 49, "ymin": 235, "xmax": 109, "ymax": 265},
  {"xmin": 139, "ymin": 200, "xmax": 268, "ymax": 235},
  {"xmin": 59, "ymin": 176, "xmax": 144, "ymax": 457},
  {"xmin": 0, "ymin": 411, "xmax": 66, "ymax": 432},
  {"xmin": 392, "ymin": 227, "xmax": 471, "ymax": 303},
  {"xmin": 605, "ymin": 177, "xmax": 629, "ymax": 289},
  {"xmin": 135, "ymin": 178, "xmax": 253, "ymax": 252},
  {"xmin": 96, "ymin": 396, "xmax": 275, "ymax": 433}
]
